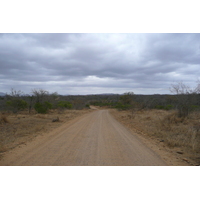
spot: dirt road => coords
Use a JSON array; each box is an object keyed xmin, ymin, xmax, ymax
[{"xmin": 0, "ymin": 110, "xmax": 167, "ymax": 166}]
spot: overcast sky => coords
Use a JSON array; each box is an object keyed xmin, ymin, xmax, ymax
[{"xmin": 0, "ymin": 33, "xmax": 200, "ymax": 95}]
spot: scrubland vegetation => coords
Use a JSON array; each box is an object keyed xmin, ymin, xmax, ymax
[
  {"xmin": 111, "ymin": 83, "xmax": 199, "ymax": 165},
  {"xmin": 0, "ymin": 109, "xmax": 91, "ymax": 155},
  {"xmin": 0, "ymin": 82, "xmax": 200, "ymax": 164},
  {"xmin": 111, "ymin": 109, "xmax": 200, "ymax": 165},
  {"xmin": 0, "ymin": 88, "xmax": 91, "ymax": 155},
  {"xmin": 89, "ymin": 82, "xmax": 200, "ymax": 165}
]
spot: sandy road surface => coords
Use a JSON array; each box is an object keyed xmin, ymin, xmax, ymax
[{"xmin": 0, "ymin": 110, "xmax": 166, "ymax": 166}]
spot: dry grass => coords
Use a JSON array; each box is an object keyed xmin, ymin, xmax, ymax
[
  {"xmin": 0, "ymin": 113, "xmax": 9, "ymax": 124},
  {"xmin": 111, "ymin": 109, "xmax": 200, "ymax": 165},
  {"xmin": 0, "ymin": 109, "xmax": 92, "ymax": 155}
]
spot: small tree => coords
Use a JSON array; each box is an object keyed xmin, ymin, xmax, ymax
[
  {"xmin": 27, "ymin": 95, "xmax": 34, "ymax": 114},
  {"xmin": 6, "ymin": 99, "xmax": 28, "ymax": 113},
  {"xmin": 57, "ymin": 101, "xmax": 72, "ymax": 109},
  {"xmin": 170, "ymin": 82, "xmax": 200, "ymax": 117},
  {"xmin": 6, "ymin": 88, "xmax": 28, "ymax": 113},
  {"xmin": 72, "ymin": 99, "xmax": 85, "ymax": 110},
  {"xmin": 32, "ymin": 89, "xmax": 49, "ymax": 104},
  {"xmin": 120, "ymin": 92, "xmax": 134, "ymax": 105},
  {"xmin": 34, "ymin": 101, "xmax": 52, "ymax": 114},
  {"xmin": 120, "ymin": 92, "xmax": 139, "ymax": 115}
]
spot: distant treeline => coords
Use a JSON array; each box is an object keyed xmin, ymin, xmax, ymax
[
  {"xmin": 0, "ymin": 89, "xmax": 78, "ymax": 114},
  {"xmin": 1, "ymin": 81, "xmax": 200, "ymax": 118},
  {"xmin": 89, "ymin": 92, "xmax": 200, "ymax": 118},
  {"xmin": 1, "ymin": 90, "xmax": 200, "ymax": 115}
]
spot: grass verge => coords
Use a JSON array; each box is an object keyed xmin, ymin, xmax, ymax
[
  {"xmin": 110, "ymin": 109, "xmax": 200, "ymax": 165},
  {"xmin": 0, "ymin": 109, "xmax": 92, "ymax": 157}
]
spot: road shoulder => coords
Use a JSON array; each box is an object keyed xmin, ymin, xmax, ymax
[{"xmin": 109, "ymin": 109, "xmax": 193, "ymax": 166}]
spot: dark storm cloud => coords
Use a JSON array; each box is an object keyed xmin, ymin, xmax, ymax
[
  {"xmin": 0, "ymin": 33, "xmax": 200, "ymax": 94},
  {"xmin": 143, "ymin": 33, "xmax": 200, "ymax": 65}
]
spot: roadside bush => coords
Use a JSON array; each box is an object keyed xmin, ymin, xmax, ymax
[
  {"xmin": 120, "ymin": 92, "xmax": 134, "ymax": 105},
  {"xmin": 45, "ymin": 101, "xmax": 52, "ymax": 109},
  {"xmin": 6, "ymin": 99, "xmax": 28, "ymax": 113},
  {"xmin": 115, "ymin": 102, "xmax": 131, "ymax": 110},
  {"xmin": 190, "ymin": 105, "xmax": 200, "ymax": 111},
  {"xmin": 85, "ymin": 104, "xmax": 90, "ymax": 108},
  {"xmin": 57, "ymin": 101, "xmax": 72, "ymax": 109},
  {"xmin": 155, "ymin": 104, "xmax": 173, "ymax": 110},
  {"xmin": 165, "ymin": 104, "xmax": 173, "ymax": 110},
  {"xmin": 34, "ymin": 101, "xmax": 52, "ymax": 114},
  {"xmin": 170, "ymin": 82, "xmax": 200, "ymax": 118},
  {"xmin": 155, "ymin": 105, "xmax": 165, "ymax": 110},
  {"xmin": 0, "ymin": 114, "xmax": 9, "ymax": 124}
]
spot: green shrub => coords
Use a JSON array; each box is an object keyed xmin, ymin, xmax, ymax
[
  {"xmin": 85, "ymin": 104, "xmax": 90, "ymax": 108},
  {"xmin": 190, "ymin": 105, "xmax": 200, "ymax": 111},
  {"xmin": 165, "ymin": 104, "xmax": 173, "ymax": 110},
  {"xmin": 155, "ymin": 105, "xmax": 165, "ymax": 109},
  {"xmin": 115, "ymin": 102, "xmax": 131, "ymax": 110},
  {"xmin": 57, "ymin": 101, "xmax": 72, "ymax": 109},
  {"xmin": 155, "ymin": 105, "xmax": 173, "ymax": 110},
  {"xmin": 44, "ymin": 101, "xmax": 52, "ymax": 109},
  {"xmin": 34, "ymin": 101, "xmax": 52, "ymax": 114},
  {"xmin": 6, "ymin": 99, "xmax": 28, "ymax": 113}
]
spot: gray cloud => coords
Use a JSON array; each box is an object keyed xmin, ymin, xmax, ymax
[{"xmin": 0, "ymin": 33, "xmax": 200, "ymax": 95}]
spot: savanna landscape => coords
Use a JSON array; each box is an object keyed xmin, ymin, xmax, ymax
[
  {"xmin": 1, "ymin": 33, "xmax": 200, "ymax": 167},
  {"xmin": 1, "ymin": 14, "xmax": 200, "ymax": 200},
  {"xmin": 0, "ymin": 82, "xmax": 200, "ymax": 165}
]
